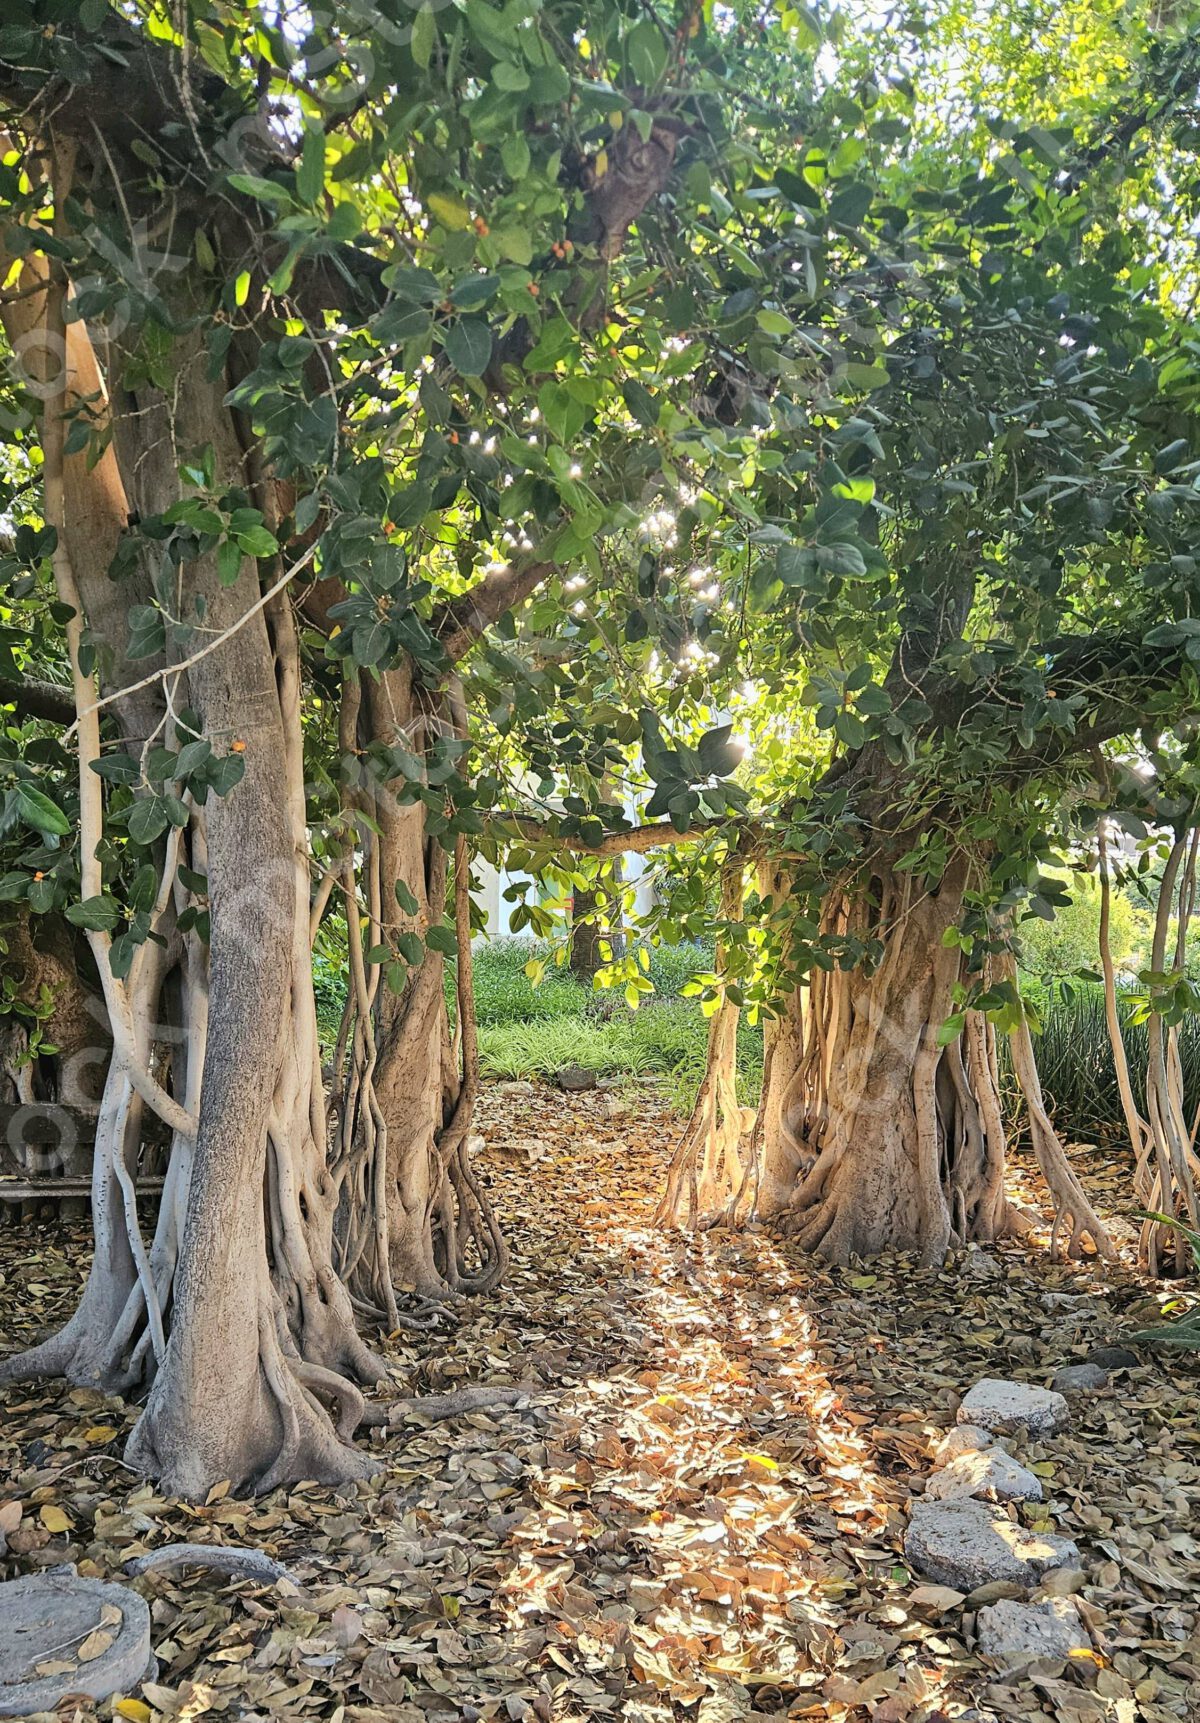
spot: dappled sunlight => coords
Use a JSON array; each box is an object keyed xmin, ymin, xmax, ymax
[{"xmin": 485, "ymin": 1095, "xmax": 969, "ymax": 1716}]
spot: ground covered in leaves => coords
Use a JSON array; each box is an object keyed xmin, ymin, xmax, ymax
[{"xmin": 1, "ymin": 1085, "xmax": 1198, "ymax": 1723}]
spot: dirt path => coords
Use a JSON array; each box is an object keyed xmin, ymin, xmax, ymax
[{"xmin": 1, "ymin": 1084, "xmax": 1198, "ymax": 1722}]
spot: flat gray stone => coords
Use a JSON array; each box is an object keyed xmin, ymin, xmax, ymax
[
  {"xmin": 904, "ymin": 1499, "xmax": 1080, "ymax": 1591},
  {"xmin": 958, "ymin": 1378, "xmax": 1069, "ymax": 1437},
  {"xmin": 0, "ymin": 1572, "xmax": 153, "ymax": 1716},
  {"xmin": 975, "ymin": 1597, "xmax": 1089, "ymax": 1667},
  {"xmin": 932, "ymin": 1424, "xmax": 998, "ymax": 1469},
  {"xmin": 1051, "ymin": 1363, "xmax": 1109, "ymax": 1395},
  {"xmin": 924, "ymin": 1448, "xmax": 1043, "ymax": 1504}
]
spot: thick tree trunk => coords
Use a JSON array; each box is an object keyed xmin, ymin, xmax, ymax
[
  {"xmin": 754, "ymin": 856, "xmax": 1115, "ymax": 1266},
  {"xmin": 2, "ymin": 293, "xmax": 381, "ymax": 1493},
  {"xmin": 331, "ymin": 668, "xmax": 505, "ymax": 1319}
]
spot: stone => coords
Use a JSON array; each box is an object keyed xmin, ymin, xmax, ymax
[
  {"xmin": 0, "ymin": 1572, "xmax": 153, "ymax": 1717},
  {"xmin": 556, "ymin": 1065, "xmax": 598, "ymax": 1092},
  {"xmin": 1086, "ymin": 1346, "xmax": 1140, "ymax": 1371},
  {"xmin": 924, "ymin": 1448, "xmax": 1043, "ymax": 1504},
  {"xmin": 958, "ymin": 1377, "xmax": 1069, "ymax": 1436},
  {"xmin": 1051, "ymin": 1362, "xmax": 1109, "ymax": 1395},
  {"xmin": 932, "ymin": 1424, "xmax": 997, "ymax": 1469},
  {"xmin": 975, "ymin": 1597, "xmax": 1090, "ymax": 1668},
  {"xmin": 903, "ymin": 1499, "xmax": 1080, "ymax": 1592}
]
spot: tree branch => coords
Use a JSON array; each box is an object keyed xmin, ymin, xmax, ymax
[
  {"xmin": 436, "ymin": 561, "xmax": 556, "ymax": 664},
  {"xmin": 0, "ymin": 674, "xmax": 75, "ymax": 725},
  {"xmin": 493, "ymin": 813, "xmax": 745, "ymax": 856}
]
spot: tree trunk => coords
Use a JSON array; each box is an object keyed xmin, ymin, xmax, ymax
[
  {"xmin": 755, "ymin": 855, "xmax": 1115, "ymax": 1266},
  {"xmin": 656, "ymin": 859, "xmax": 751, "ymax": 1227},
  {"xmin": 1, "ymin": 256, "xmax": 382, "ymax": 1493},
  {"xmin": 330, "ymin": 668, "xmax": 505, "ymax": 1319}
]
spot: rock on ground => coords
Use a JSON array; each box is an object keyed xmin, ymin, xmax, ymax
[
  {"xmin": 1051, "ymin": 1363, "xmax": 1109, "ymax": 1394},
  {"xmin": 904, "ymin": 1499, "xmax": 1080, "ymax": 1591},
  {"xmin": 924, "ymin": 1447, "xmax": 1043, "ymax": 1504},
  {"xmin": 932, "ymin": 1424, "xmax": 998, "ymax": 1469},
  {"xmin": 0, "ymin": 1572, "xmax": 153, "ymax": 1717},
  {"xmin": 958, "ymin": 1377, "xmax": 1069, "ymax": 1437},
  {"xmin": 975, "ymin": 1597, "xmax": 1090, "ymax": 1667},
  {"xmin": 1085, "ymin": 1346, "xmax": 1140, "ymax": 1371},
  {"xmin": 556, "ymin": 1065, "xmax": 598, "ymax": 1092}
]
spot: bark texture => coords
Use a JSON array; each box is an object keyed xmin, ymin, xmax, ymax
[{"xmin": 753, "ymin": 857, "xmax": 1115, "ymax": 1266}]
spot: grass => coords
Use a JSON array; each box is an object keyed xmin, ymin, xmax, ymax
[
  {"xmin": 476, "ymin": 999, "xmax": 763, "ymax": 1109},
  {"xmin": 473, "ymin": 939, "xmax": 762, "ymax": 1110},
  {"xmin": 313, "ymin": 933, "xmax": 762, "ymax": 1112}
]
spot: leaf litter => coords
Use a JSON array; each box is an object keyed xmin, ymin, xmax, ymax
[{"xmin": 0, "ymin": 1088, "xmax": 1197, "ymax": 1723}]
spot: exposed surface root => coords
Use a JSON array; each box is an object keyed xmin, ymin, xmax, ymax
[{"xmin": 125, "ymin": 1544, "xmax": 299, "ymax": 1585}]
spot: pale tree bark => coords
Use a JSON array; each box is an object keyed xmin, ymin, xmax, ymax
[
  {"xmin": 745, "ymin": 852, "xmax": 1115, "ymax": 1266},
  {"xmin": 656, "ymin": 857, "xmax": 754, "ymax": 1228},
  {"xmin": 1096, "ymin": 824, "xmax": 1156, "ymax": 1203},
  {"xmin": 1136, "ymin": 828, "xmax": 1200, "ymax": 1274},
  {"xmin": 0, "ymin": 161, "xmax": 382, "ymax": 1494},
  {"xmin": 329, "ymin": 668, "xmax": 506, "ymax": 1319}
]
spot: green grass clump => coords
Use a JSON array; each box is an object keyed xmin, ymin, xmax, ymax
[{"xmin": 477, "ymin": 996, "xmax": 763, "ymax": 1112}]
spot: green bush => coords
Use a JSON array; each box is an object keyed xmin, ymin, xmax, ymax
[
  {"xmin": 642, "ymin": 940, "xmax": 714, "ymax": 999},
  {"xmin": 1017, "ymin": 873, "xmax": 1147, "ymax": 984},
  {"xmin": 1010, "ymin": 984, "xmax": 1200, "ymax": 1139}
]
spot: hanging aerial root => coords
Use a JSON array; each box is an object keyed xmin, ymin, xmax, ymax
[
  {"xmin": 1002, "ymin": 961, "xmax": 1116, "ymax": 1261},
  {"xmin": 427, "ymin": 832, "xmax": 508, "ymax": 1292},
  {"xmin": 656, "ymin": 858, "xmax": 750, "ymax": 1230}
]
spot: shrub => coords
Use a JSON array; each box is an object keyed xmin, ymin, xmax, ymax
[{"xmin": 1007, "ymin": 983, "xmax": 1200, "ymax": 1139}]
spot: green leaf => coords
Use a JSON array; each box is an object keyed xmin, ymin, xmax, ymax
[
  {"xmin": 66, "ymin": 893, "xmax": 122, "ymax": 932},
  {"xmin": 14, "ymin": 783, "xmax": 70, "ymax": 837},
  {"xmin": 451, "ymin": 272, "xmax": 500, "ymax": 311},
  {"xmin": 833, "ymin": 708, "xmax": 867, "ymax": 747},
  {"xmin": 394, "ymin": 879, "xmax": 420, "ymax": 915},
  {"xmin": 425, "ymin": 924, "xmax": 458, "ymax": 956},
  {"xmin": 492, "ymin": 59, "xmax": 529, "ymax": 91},
  {"xmin": 626, "ymin": 18, "xmax": 668, "ymax": 86},
  {"xmin": 388, "ymin": 481, "xmax": 434, "ymax": 529},
  {"xmin": 90, "ymin": 752, "xmax": 139, "ymax": 785},
  {"xmin": 207, "ymin": 753, "xmax": 246, "ymax": 796},
  {"xmin": 443, "ymin": 317, "xmax": 493, "ymax": 376},
  {"xmin": 127, "ymin": 797, "xmax": 169, "ymax": 845},
  {"xmin": 501, "ymin": 134, "xmax": 531, "ymax": 179},
  {"xmin": 227, "ymin": 173, "xmax": 294, "ymax": 207},
  {"xmin": 297, "ymin": 125, "xmax": 326, "ymax": 206},
  {"xmin": 428, "ymin": 192, "xmax": 474, "ymax": 232},
  {"xmin": 698, "ymin": 724, "xmax": 740, "ymax": 777},
  {"xmin": 411, "ymin": 3, "xmax": 437, "ymax": 69},
  {"xmin": 398, "ymin": 929, "xmax": 425, "ymax": 964},
  {"xmin": 622, "ymin": 380, "xmax": 659, "ymax": 426},
  {"xmin": 235, "ymin": 524, "xmax": 279, "ymax": 558},
  {"xmin": 936, "ymin": 1012, "xmax": 966, "ymax": 1046}
]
